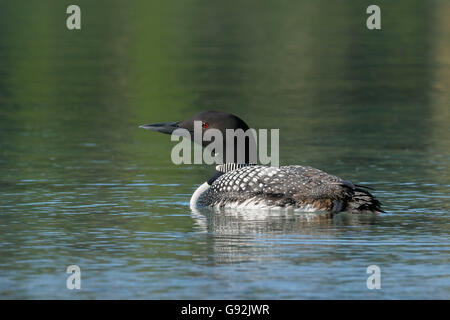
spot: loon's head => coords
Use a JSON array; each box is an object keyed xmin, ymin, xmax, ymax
[{"xmin": 140, "ymin": 110, "xmax": 253, "ymax": 163}]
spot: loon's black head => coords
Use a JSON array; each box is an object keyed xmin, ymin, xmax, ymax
[{"xmin": 140, "ymin": 110, "xmax": 253, "ymax": 163}]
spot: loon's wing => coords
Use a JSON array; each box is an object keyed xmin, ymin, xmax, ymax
[
  {"xmin": 283, "ymin": 165, "xmax": 383, "ymax": 212},
  {"xmin": 279, "ymin": 165, "xmax": 354, "ymax": 210},
  {"xmin": 199, "ymin": 165, "xmax": 355, "ymax": 211}
]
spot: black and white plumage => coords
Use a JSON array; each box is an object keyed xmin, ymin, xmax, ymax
[
  {"xmin": 192, "ymin": 164, "xmax": 382, "ymax": 213},
  {"xmin": 140, "ymin": 111, "xmax": 383, "ymax": 214}
]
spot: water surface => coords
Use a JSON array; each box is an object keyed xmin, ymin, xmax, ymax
[{"xmin": 0, "ymin": 0, "xmax": 449, "ymax": 299}]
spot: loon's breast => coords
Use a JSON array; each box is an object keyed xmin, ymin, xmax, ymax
[{"xmin": 191, "ymin": 165, "xmax": 362, "ymax": 212}]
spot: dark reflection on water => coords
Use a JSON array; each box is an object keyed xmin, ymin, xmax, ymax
[{"xmin": 0, "ymin": 0, "xmax": 449, "ymax": 299}]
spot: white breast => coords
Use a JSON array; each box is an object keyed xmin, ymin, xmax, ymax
[{"xmin": 190, "ymin": 182, "xmax": 210, "ymax": 209}]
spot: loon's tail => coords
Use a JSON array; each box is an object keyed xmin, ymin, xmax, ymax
[{"xmin": 346, "ymin": 187, "xmax": 384, "ymax": 213}]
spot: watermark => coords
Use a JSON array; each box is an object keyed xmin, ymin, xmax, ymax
[
  {"xmin": 65, "ymin": 5, "xmax": 380, "ymax": 32},
  {"xmin": 366, "ymin": 265, "xmax": 381, "ymax": 289},
  {"xmin": 366, "ymin": 5, "xmax": 381, "ymax": 30},
  {"xmin": 180, "ymin": 304, "xmax": 270, "ymax": 317},
  {"xmin": 170, "ymin": 121, "xmax": 279, "ymax": 167},
  {"xmin": 66, "ymin": 5, "xmax": 81, "ymax": 30},
  {"xmin": 66, "ymin": 265, "xmax": 81, "ymax": 290}
]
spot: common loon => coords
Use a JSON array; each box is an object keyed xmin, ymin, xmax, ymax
[{"xmin": 140, "ymin": 111, "xmax": 383, "ymax": 214}]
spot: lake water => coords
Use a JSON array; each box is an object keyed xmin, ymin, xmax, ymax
[{"xmin": 0, "ymin": 0, "xmax": 449, "ymax": 299}]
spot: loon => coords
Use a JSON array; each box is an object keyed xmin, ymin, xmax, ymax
[{"xmin": 140, "ymin": 111, "xmax": 383, "ymax": 214}]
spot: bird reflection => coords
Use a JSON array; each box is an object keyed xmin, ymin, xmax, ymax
[
  {"xmin": 191, "ymin": 207, "xmax": 378, "ymax": 235},
  {"xmin": 190, "ymin": 207, "xmax": 380, "ymax": 264}
]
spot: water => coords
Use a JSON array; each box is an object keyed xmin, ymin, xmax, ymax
[{"xmin": 0, "ymin": 0, "xmax": 449, "ymax": 299}]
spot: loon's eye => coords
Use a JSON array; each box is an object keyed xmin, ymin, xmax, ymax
[{"xmin": 202, "ymin": 122, "xmax": 209, "ymax": 129}]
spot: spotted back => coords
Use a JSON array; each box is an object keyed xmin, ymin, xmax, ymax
[{"xmin": 198, "ymin": 165, "xmax": 354, "ymax": 209}]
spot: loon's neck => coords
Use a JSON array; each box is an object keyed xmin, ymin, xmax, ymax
[{"xmin": 215, "ymin": 163, "xmax": 256, "ymax": 173}]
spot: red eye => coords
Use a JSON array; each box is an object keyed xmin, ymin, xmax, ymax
[{"xmin": 202, "ymin": 122, "xmax": 209, "ymax": 129}]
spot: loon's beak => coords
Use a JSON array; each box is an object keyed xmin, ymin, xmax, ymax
[{"xmin": 139, "ymin": 121, "xmax": 180, "ymax": 135}]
